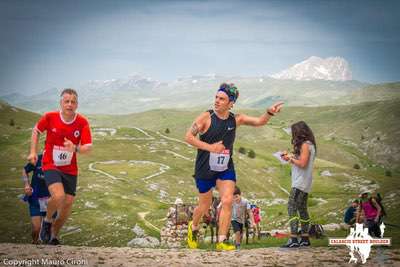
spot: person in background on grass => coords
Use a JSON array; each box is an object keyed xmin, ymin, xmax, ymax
[
  {"xmin": 250, "ymin": 204, "xmax": 261, "ymax": 239},
  {"xmin": 357, "ymin": 192, "xmax": 383, "ymax": 237},
  {"xmin": 280, "ymin": 121, "xmax": 316, "ymax": 248},
  {"xmin": 21, "ymin": 153, "xmax": 54, "ymax": 244},
  {"xmin": 231, "ymin": 186, "xmax": 255, "ymax": 250}
]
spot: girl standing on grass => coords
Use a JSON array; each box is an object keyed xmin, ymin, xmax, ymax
[{"xmin": 281, "ymin": 121, "xmax": 317, "ymax": 248}]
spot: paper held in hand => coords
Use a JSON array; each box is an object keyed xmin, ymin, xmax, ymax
[{"xmin": 273, "ymin": 151, "xmax": 289, "ymax": 165}]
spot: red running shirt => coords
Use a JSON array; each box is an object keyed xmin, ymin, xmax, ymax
[{"xmin": 35, "ymin": 111, "xmax": 92, "ymax": 175}]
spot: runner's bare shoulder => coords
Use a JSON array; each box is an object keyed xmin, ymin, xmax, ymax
[{"xmin": 195, "ymin": 111, "xmax": 212, "ymax": 134}]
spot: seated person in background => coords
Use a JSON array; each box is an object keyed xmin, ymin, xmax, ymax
[{"xmin": 344, "ymin": 199, "xmax": 359, "ymax": 226}]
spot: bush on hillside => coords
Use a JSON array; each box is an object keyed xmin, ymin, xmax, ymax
[
  {"xmin": 238, "ymin": 147, "xmax": 246, "ymax": 154},
  {"xmin": 248, "ymin": 149, "xmax": 256, "ymax": 159},
  {"xmin": 353, "ymin": 164, "xmax": 360, "ymax": 170}
]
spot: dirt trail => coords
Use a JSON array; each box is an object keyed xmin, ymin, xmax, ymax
[{"xmin": 0, "ymin": 243, "xmax": 399, "ymax": 266}]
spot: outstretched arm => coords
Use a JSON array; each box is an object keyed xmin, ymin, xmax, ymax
[
  {"xmin": 236, "ymin": 101, "xmax": 284, "ymax": 127},
  {"xmin": 184, "ymin": 112, "xmax": 225, "ymax": 153}
]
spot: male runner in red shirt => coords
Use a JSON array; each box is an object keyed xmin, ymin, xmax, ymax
[{"xmin": 27, "ymin": 88, "xmax": 92, "ymax": 245}]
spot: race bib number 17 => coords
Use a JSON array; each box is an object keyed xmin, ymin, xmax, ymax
[{"xmin": 209, "ymin": 149, "xmax": 230, "ymax": 172}]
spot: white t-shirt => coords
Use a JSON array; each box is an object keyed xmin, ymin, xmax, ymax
[{"xmin": 231, "ymin": 197, "xmax": 251, "ymax": 224}]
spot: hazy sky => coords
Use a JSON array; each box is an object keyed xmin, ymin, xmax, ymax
[{"xmin": 1, "ymin": 0, "xmax": 399, "ymax": 95}]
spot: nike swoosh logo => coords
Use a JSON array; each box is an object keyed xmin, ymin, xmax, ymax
[{"xmin": 227, "ymin": 127, "xmax": 235, "ymax": 131}]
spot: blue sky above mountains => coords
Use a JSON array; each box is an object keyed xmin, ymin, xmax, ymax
[{"xmin": 0, "ymin": 0, "xmax": 399, "ymax": 95}]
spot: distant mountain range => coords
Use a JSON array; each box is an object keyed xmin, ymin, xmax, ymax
[{"xmin": 1, "ymin": 57, "xmax": 399, "ymax": 114}]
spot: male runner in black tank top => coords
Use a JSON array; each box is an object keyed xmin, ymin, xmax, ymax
[{"xmin": 185, "ymin": 83, "xmax": 283, "ymax": 250}]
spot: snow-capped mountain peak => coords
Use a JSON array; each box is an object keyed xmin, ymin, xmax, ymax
[{"xmin": 270, "ymin": 56, "xmax": 352, "ymax": 81}]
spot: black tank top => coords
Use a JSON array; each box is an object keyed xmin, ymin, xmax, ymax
[{"xmin": 194, "ymin": 110, "xmax": 236, "ymax": 180}]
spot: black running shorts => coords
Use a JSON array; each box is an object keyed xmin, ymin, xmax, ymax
[
  {"xmin": 44, "ymin": 169, "xmax": 78, "ymax": 196},
  {"xmin": 231, "ymin": 220, "xmax": 243, "ymax": 233}
]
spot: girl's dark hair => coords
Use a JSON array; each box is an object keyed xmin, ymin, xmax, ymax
[{"xmin": 291, "ymin": 121, "xmax": 317, "ymax": 156}]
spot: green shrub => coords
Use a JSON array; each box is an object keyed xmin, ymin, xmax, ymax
[{"xmin": 248, "ymin": 149, "xmax": 256, "ymax": 159}]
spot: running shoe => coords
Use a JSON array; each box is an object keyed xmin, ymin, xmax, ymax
[
  {"xmin": 216, "ymin": 240, "xmax": 235, "ymax": 251},
  {"xmin": 281, "ymin": 237, "xmax": 300, "ymax": 248},
  {"xmin": 187, "ymin": 221, "xmax": 199, "ymax": 249},
  {"xmin": 49, "ymin": 238, "xmax": 60, "ymax": 246},
  {"xmin": 40, "ymin": 220, "xmax": 52, "ymax": 244},
  {"xmin": 299, "ymin": 237, "xmax": 311, "ymax": 247}
]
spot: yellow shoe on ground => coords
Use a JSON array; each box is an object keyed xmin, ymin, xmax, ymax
[
  {"xmin": 187, "ymin": 221, "xmax": 199, "ymax": 249},
  {"xmin": 216, "ymin": 241, "xmax": 235, "ymax": 251}
]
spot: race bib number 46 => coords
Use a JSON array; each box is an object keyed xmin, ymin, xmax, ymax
[
  {"xmin": 53, "ymin": 145, "xmax": 73, "ymax": 166},
  {"xmin": 209, "ymin": 149, "xmax": 230, "ymax": 172}
]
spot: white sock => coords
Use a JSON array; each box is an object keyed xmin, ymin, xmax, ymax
[{"xmin": 218, "ymin": 235, "xmax": 226, "ymax": 242}]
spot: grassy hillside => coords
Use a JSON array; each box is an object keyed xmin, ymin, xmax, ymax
[
  {"xmin": 0, "ymin": 100, "xmax": 399, "ymax": 248},
  {"xmin": 91, "ymin": 99, "xmax": 400, "ymax": 170},
  {"xmin": 339, "ymin": 82, "xmax": 400, "ymax": 105}
]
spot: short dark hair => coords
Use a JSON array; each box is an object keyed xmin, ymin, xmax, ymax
[
  {"xmin": 234, "ymin": 186, "xmax": 241, "ymax": 196},
  {"xmin": 60, "ymin": 88, "xmax": 78, "ymax": 98}
]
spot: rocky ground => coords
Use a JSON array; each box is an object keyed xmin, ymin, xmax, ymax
[{"xmin": 1, "ymin": 243, "xmax": 400, "ymax": 267}]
